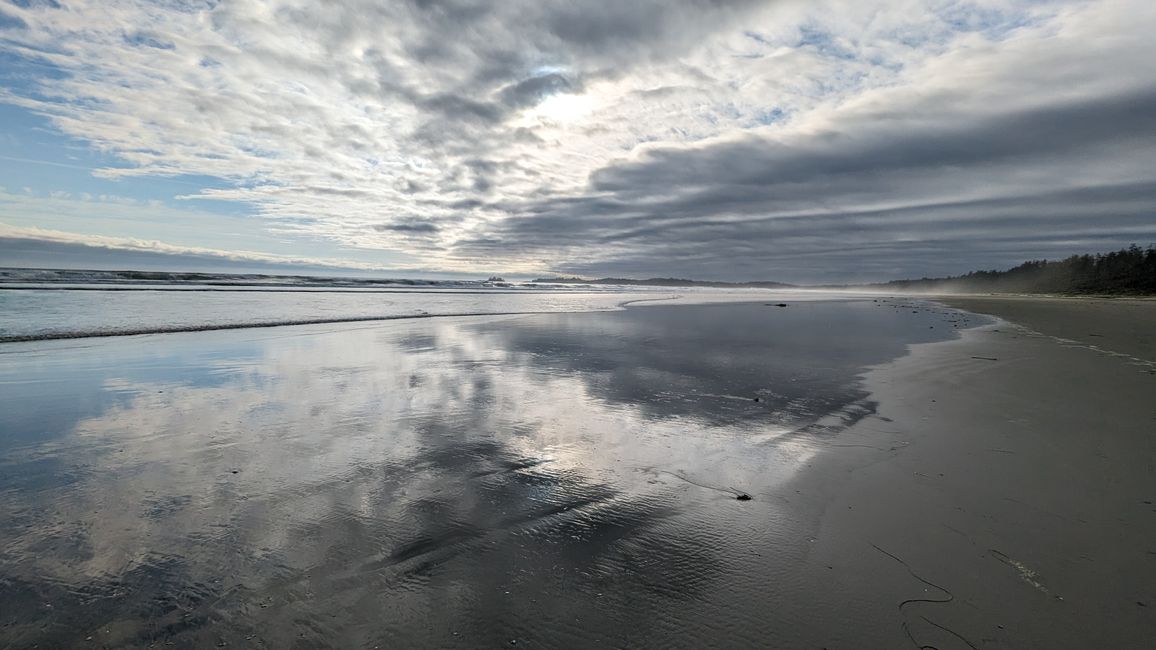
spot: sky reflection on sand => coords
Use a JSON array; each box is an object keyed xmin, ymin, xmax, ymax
[{"xmin": 0, "ymin": 300, "xmax": 976, "ymax": 647}]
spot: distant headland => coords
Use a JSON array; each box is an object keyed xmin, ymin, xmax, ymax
[{"xmin": 858, "ymin": 244, "xmax": 1156, "ymax": 295}]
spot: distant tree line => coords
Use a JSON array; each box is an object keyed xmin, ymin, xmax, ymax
[{"xmin": 879, "ymin": 244, "xmax": 1156, "ymax": 295}]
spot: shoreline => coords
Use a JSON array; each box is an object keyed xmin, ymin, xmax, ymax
[{"xmin": 0, "ymin": 309, "xmax": 562, "ymax": 344}]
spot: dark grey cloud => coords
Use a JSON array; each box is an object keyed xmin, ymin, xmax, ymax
[
  {"xmin": 373, "ymin": 221, "xmax": 440, "ymax": 234},
  {"xmin": 417, "ymin": 93, "xmax": 504, "ymax": 125},
  {"xmin": 590, "ymin": 88, "xmax": 1156, "ymax": 194},
  {"xmin": 499, "ymin": 73, "xmax": 578, "ymax": 109},
  {"xmin": 453, "ymin": 80, "xmax": 1156, "ymax": 282},
  {"xmin": 354, "ymin": 0, "xmax": 765, "ymax": 135},
  {"xmin": 0, "ymin": 236, "xmax": 497, "ymax": 279},
  {"xmin": 0, "ymin": 238, "xmax": 366, "ymax": 275}
]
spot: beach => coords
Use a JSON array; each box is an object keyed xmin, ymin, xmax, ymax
[
  {"xmin": 789, "ymin": 295, "xmax": 1156, "ymax": 648},
  {"xmin": 941, "ymin": 294, "xmax": 1156, "ymax": 362},
  {"xmin": 1, "ymin": 295, "xmax": 1153, "ymax": 648}
]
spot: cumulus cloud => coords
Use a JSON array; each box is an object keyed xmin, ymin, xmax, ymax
[{"xmin": 1, "ymin": 0, "xmax": 1154, "ymax": 280}]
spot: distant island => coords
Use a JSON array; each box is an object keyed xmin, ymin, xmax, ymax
[{"xmin": 531, "ymin": 276, "xmax": 794, "ymax": 289}]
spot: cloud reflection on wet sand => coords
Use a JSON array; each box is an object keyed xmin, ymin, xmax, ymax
[{"xmin": 0, "ymin": 301, "xmax": 972, "ymax": 647}]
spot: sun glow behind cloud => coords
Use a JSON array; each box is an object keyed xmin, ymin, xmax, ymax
[{"xmin": 525, "ymin": 93, "xmax": 596, "ymax": 125}]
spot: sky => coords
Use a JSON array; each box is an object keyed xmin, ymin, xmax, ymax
[{"xmin": 0, "ymin": 0, "xmax": 1154, "ymax": 282}]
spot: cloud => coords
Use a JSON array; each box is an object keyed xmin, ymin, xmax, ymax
[
  {"xmin": 1, "ymin": 0, "xmax": 1154, "ymax": 280},
  {"xmin": 373, "ymin": 221, "xmax": 440, "ymax": 234},
  {"xmin": 0, "ymin": 222, "xmax": 418, "ymax": 274}
]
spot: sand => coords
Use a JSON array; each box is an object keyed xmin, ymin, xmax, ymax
[
  {"xmin": 940, "ymin": 294, "xmax": 1156, "ymax": 362},
  {"xmin": 789, "ymin": 296, "xmax": 1156, "ymax": 648}
]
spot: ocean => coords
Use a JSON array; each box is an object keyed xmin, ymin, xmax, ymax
[{"xmin": 0, "ymin": 280, "xmax": 819, "ymax": 341}]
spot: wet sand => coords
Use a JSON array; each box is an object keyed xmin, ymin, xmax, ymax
[
  {"xmin": 0, "ymin": 300, "xmax": 968, "ymax": 648},
  {"xmin": 1, "ymin": 298, "xmax": 1153, "ymax": 647},
  {"xmin": 791, "ymin": 296, "xmax": 1156, "ymax": 647},
  {"xmin": 940, "ymin": 294, "xmax": 1156, "ymax": 362}
]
